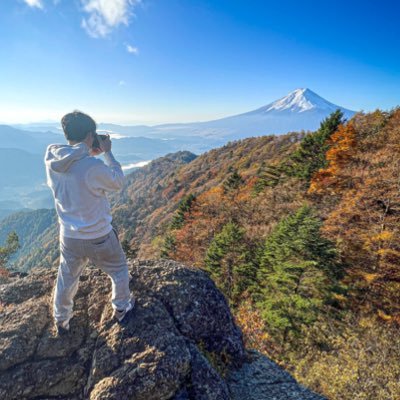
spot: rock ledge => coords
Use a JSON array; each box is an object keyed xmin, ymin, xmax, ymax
[{"xmin": 0, "ymin": 259, "xmax": 324, "ymax": 399}]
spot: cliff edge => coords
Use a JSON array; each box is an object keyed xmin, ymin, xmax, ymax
[{"xmin": 0, "ymin": 259, "xmax": 325, "ymax": 400}]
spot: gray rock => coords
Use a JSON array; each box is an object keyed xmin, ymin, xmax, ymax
[
  {"xmin": 186, "ymin": 343, "xmax": 230, "ymax": 399},
  {"xmin": 226, "ymin": 350, "xmax": 326, "ymax": 400},
  {"xmin": 0, "ymin": 259, "xmax": 324, "ymax": 399},
  {"xmin": 130, "ymin": 259, "xmax": 245, "ymax": 362}
]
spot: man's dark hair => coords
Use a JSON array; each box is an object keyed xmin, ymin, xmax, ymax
[{"xmin": 61, "ymin": 110, "xmax": 96, "ymax": 142}]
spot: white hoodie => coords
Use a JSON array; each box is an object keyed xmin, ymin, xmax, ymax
[{"xmin": 44, "ymin": 142, "xmax": 124, "ymax": 239}]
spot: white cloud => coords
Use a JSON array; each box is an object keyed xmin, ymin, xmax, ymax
[
  {"xmin": 118, "ymin": 80, "xmax": 126, "ymax": 86},
  {"xmin": 80, "ymin": 0, "xmax": 140, "ymax": 38},
  {"xmin": 24, "ymin": 0, "xmax": 44, "ymax": 9},
  {"xmin": 126, "ymin": 44, "xmax": 139, "ymax": 54}
]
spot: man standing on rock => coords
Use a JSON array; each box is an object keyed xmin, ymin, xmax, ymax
[{"xmin": 44, "ymin": 110, "xmax": 134, "ymax": 335}]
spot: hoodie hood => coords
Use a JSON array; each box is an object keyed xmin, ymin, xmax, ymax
[{"xmin": 45, "ymin": 142, "xmax": 89, "ymax": 173}]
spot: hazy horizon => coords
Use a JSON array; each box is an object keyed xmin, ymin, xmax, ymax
[{"xmin": 0, "ymin": 86, "xmax": 358, "ymax": 126}]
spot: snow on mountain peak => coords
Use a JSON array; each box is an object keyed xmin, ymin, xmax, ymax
[
  {"xmin": 261, "ymin": 88, "xmax": 343, "ymax": 114},
  {"xmin": 266, "ymin": 88, "xmax": 315, "ymax": 113}
]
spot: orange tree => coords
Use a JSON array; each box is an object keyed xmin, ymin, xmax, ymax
[{"xmin": 308, "ymin": 110, "xmax": 400, "ymax": 322}]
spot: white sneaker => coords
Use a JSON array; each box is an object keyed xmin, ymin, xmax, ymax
[{"xmin": 113, "ymin": 297, "xmax": 135, "ymax": 322}]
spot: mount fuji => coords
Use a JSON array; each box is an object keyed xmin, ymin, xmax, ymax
[
  {"xmin": 139, "ymin": 88, "xmax": 356, "ymax": 141},
  {"xmin": 247, "ymin": 87, "xmax": 354, "ymax": 115},
  {"xmin": 14, "ymin": 88, "xmax": 356, "ymax": 150}
]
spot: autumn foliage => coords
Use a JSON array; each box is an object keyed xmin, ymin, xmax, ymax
[
  {"xmin": 155, "ymin": 109, "xmax": 400, "ymax": 399},
  {"xmin": 308, "ymin": 110, "xmax": 400, "ymax": 322},
  {"xmin": 309, "ymin": 122, "xmax": 357, "ymax": 195},
  {"xmin": 14, "ymin": 108, "xmax": 400, "ymax": 399}
]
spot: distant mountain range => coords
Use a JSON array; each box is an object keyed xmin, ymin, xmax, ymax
[
  {"xmin": 131, "ymin": 88, "xmax": 356, "ymax": 141},
  {"xmin": 15, "ymin": 88, "xmax": 356, "ymax": 142},
  {"xmin": 0, "ymin": 125, "xmax": 62, "ymax": 154},
  {"xmin": 1, "ymin": 88, "xmax": 356, "ymax": 212}
]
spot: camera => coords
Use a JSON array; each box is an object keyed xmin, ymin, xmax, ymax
[{"xmin": 92, "ymin": 133, "xmax": 108, "ymax": 149}]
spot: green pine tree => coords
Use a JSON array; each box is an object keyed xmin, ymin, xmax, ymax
[
  {"xmin": 253, "ymin": 164, "xmax": 283, "ymax": 194},
  {"xmin": 161, "ymin": 233, "xmax": 176, "ymax": 259},
  {"xmin": 223, "ymin": 169, "xmax": 244, "ymax": 193},
  {"xmin": 204, "ymin": 221, "xmax": 256, "ymax": 305},
  {"xmin": 0, "ymin": 231, "xmax": 20, "ymax": 269},
  {"xmin": 254, "ymin": 205, "xmax": 342, "ymax": 342},
  {"xmin": 281, "ymin": 109, "xmax": 344, "ymax": 181},
  {"xmin": 170, "ymin": 193, "xmax": 196, "ymax": 230}
]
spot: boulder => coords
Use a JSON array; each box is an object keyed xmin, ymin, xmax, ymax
[{"xmin": 0, "ymin": 259, "xmax": 325, "ymax": 399}]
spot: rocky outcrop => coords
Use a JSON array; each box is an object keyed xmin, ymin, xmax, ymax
[{"xmin": 0, "ymin": 259, "xmax": 325, "ymax": 399}]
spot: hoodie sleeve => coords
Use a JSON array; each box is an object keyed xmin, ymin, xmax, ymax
[{"xmin": 86, "ymin": 151, "xmax": 125, "ymax": 193}]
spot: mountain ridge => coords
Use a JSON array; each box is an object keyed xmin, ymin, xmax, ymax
[
  {"xmin": 119, "ymin": 88, "xmax": 356, "ymax": 141},
  {"xmin": 247, "ymin": 88, "xmax": 353, "ymax": 115},
  {"xmin": 185, "ymin": 88, "xmax": 355, "ymax": 140},
  {"xmin": 13, "ymin": 89, "xmax": 356, "ymax": 142}
]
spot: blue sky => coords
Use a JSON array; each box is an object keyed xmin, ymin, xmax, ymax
[{"xmin": 1, "ymin": 0, "xmax": 400, "ymax": 124}]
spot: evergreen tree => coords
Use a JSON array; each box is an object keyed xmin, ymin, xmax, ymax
[
  {"xmin": 255, "ymin": 205, "xmax": 342, "ymax": 342},
  {"xmin": 170, "ymin": 194, "xmax": 196, "ymax": 230},
  {"xmin": 223, "ymin": 169, "xmax": 244, "ymax": 193},
  {"xmin": 161, "ymin": 233, "xmax": 176, "ymax": 258},
  {"xmin": 0, "ymin": 231, "xmax": 20, "ymax": 269},
  {"xmin": 253, "ymin": 164, "xmax": 282, "ymax": 194},
  {"xmin": 204, "ymin": 221, "xmax": 256, "ymax": 305},
  {"xmin": 281, "ymin": 110, "xmax": 344, "ymax": 181}
]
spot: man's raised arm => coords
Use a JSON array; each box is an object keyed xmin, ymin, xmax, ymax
[{"xmin": 86, "ymin": 135, "xmax": 125, "ymax": 192}]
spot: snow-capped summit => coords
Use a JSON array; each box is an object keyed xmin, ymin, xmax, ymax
[
  {"xmin": 196, "ymin": 88, "xmax": 356, "ymax": 139},
  {"xmin": 252, "ymin": 88, "xmax": 352, "ymax": 115},
  {"xmin": 94, "ymin": 88, "xmax": 357, "ymax": 142},
  {"xmin": 266, "ymin": 88, "xmax": 315, "ymax": 112}
]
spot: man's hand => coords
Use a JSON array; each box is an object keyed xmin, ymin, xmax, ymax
[
  {"xmin": 99, "ymin": 134, "xmax": 112, "ymax": 153},
  {"xmin": 89, "ymin": 147, "xmax": 103, "ymax": 156}
]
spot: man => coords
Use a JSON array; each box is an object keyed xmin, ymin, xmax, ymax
[{"xmin": 45, "ymin": 110, "xmax": 134, "ymax": 335}]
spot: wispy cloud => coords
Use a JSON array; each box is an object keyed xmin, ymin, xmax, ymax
[
  {"xmin": 21, "ymin": 0, "xmax": 141, "ymax": 40},
  {"xmin": 81, "ymin": 0, "xmax": 140, "ymax": 38},
  {"xmin": 118, "ymin": 80, "xmax": 126, "ymax": 86},
  {"xmin": 24, "ymin": 0, "xmax": 44, "ymax": 9},
  {"xmin": 126, "ymin": 44, "xmax": 139, "ymax": 54}
]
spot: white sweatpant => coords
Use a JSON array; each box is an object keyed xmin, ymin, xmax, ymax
[{"xmin": 54, "ymin": 227, "xmax": 131, "ymax": 324}]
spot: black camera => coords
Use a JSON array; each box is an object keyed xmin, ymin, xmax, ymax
[{"xmin": 92, "ymin": 133, "xmax": 108, "ymax": 149}]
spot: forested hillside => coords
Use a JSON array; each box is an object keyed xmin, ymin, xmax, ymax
[
  {"xmin": 0, "ymin": 209, "xmax": 57, "ymax": 270},
  {"xmin": 114, "ymin": 109, "xmax": 400, "ymax": 399},
  {"xmin": 2, "ymin": 109, "xmax": 399, "ymax": 399},
  {"xmin": 1, "ymin": 151, "xmax": 198, "ymax": 271},
  {"xmin": 110, "ymin": 132, "xmax": 303, "ymax": 257},
  {"xmin": 151, "ymin": 109, "xmax": 400, "ymax": 400}
]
